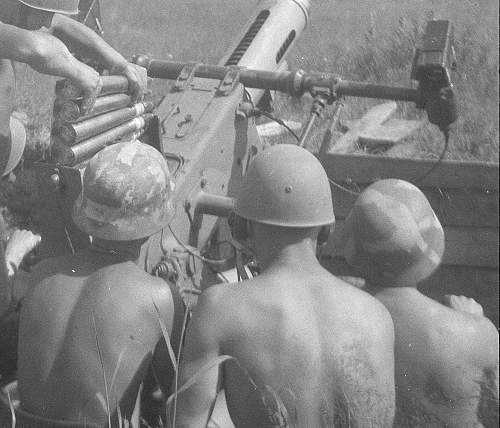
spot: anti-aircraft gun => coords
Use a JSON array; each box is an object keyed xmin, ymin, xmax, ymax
[{"xmin": 36, "ymin": 0, "xmax": 457, "ymax": 306}]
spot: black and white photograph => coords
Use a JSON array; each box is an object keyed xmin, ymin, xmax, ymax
[{"xmin": 1, "ymin": 0, "xmax": 498, "ymax": 426}]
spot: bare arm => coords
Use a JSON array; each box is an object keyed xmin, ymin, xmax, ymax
[
  {"xmin": 174, "ymin": 289, "xmax": 223, "ymax": 428},
  {"xmin": 0, "ymin": 21, "xmax": 101, "ymax": 112},
  {"xmin": 48, "ymin": 14, "xmax": 147, "ymax": 101}
]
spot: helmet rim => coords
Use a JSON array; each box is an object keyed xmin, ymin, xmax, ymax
[{"xmin": 17, "ymin": 0, "xmax": 79, "ymax": 15}]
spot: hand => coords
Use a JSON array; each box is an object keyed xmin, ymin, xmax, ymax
[
  {"xmin": 112, "ymin": 62, "xmax": 148, "ymax": 102},
  {"xmin": 75, "ymin": 64, "xmax": 103, "ymax": 115},
  {"xmin": 4, "ymin": 229, "xmax": 41, "ymax": 275},
  {"xmin": 442, "ymin": 294, "xmax": 484, "ymax": 316}
]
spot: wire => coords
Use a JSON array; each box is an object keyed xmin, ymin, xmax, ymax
[
  {"xmin": 415, "ymin": 129, "xmax": 450, "ymax": 184},
  {"xmin": 328, "ymin": 178, "xmax": 360, "ymax": 196},
  {"xmin": 167, "ymin": 225, "xmax": 226, "ymax": 266},
  {"xmin": 254, "ymin": 109, "xmax": 301, "ymax": 143}
]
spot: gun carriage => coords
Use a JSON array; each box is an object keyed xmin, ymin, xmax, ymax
[{"xmin": 35, "ymin": 0, "xmax": 498, "ymax": 319}]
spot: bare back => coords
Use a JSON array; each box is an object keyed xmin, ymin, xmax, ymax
[
  {"xmin": 375, "ymin": 289, "xmax": 499, "ymax": 427},
  {"xmin": 17, "ymin": 250, "xmax": 175, "ymax": 426},
  {"xmin": 206, "ymin": 266, "xmax": 395, "ymax": 427}
]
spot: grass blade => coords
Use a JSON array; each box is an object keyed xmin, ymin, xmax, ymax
[
  {"xmin": 7, "ymin": 390, "xmax": 16, "ymax": 428},
  {"xmin": 152, "ymin": 300, "xmax": 178, "ymax": 373},
  {"xmin": 117, "ymin": 403, "xmax": 123, "ymax": 428},
  {"xmin": 109, "ymin": 346, "xmax": 127, "ymax": 396},
  {"xmin": 166, "ymin": 355, "xmax": 257, "ymax": 409},
  {"xmin": 91, "ymin": 311, "xmax": 112, "ymax": 428},
  {"xmin": 169, "ymin": 304, "xmax": 190, "ymax": 428}
]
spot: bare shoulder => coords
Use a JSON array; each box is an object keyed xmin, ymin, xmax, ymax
[
  {"xmin": 192, "ymin": 281, "xmax": 251, "ymax": 330},
  {"xmin": 330, "ymin": 276, "xmax": 394, "ymax": 336},
  {"xmin": 400, "ymin": 294, "xmax": 499, "ymax": 369},
  {"xmin": 196, "ymin": 281, "xmax": 238, "ymax": 314},
  {"xmin": 100, "ymin": 261, "xmax": 173, "ymax": 298},
  {"xmin": 444, "ymin": 307, "xmax": 498, "ymax": 367}
]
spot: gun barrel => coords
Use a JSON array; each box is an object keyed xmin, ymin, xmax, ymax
[
  {"xmin": 51, "ymin": 114, "xmax": 152, "ymax": 166},
  {"xmin": 56, "ymin": 102, "xmax": 154, "ymax": 145},
  {"xmin": 54, "ymin": 93, "xmax": 133, "ymax": 123},
  {"xmin": 55, "ymin": 75, "xmax": 130, "ymax": 100},
  {"xmin": 335, "ymin": 80, "xmax": 418, "ymax": 102},
  {"xmin": 217, "ymin": 0, "xmax": 310, "ymax": 102},
  {"xmin": 137, "ymin": 57, "xmax": 420, "ymax": 102}
]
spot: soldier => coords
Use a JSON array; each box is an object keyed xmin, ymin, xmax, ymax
[
  {"xmin": 1, "ymin": 0, "xmax": 148, "ymax": 177},
  {"xmin": 339, "ymin": 178, "xmax": 499, "ymax": 427},
  {"xmin": 175, "ymin": 144, "xmax": 396, "ymax": 427},
  {"xmin": 6, "ymin": 142, "xmax": 183, "ymax": 427},
  {"xmin": 1, "ymin": 0, "xmax": 147, "ymax": 320}
]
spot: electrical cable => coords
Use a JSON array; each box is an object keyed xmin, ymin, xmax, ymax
[
  {"xmin": 167, "ymin": 225, "xmax": 226, "ymax": 266},
  {"xmin": 415, "ymin": 129, "xmax": 450, "ymax": 184},
  {"xmin": 327, "ymin": 178, "xmax": 360, "ymax": 196},
  {"xmin": 253, "ymin": 109, "xmax": 301, "ymax": 143}
]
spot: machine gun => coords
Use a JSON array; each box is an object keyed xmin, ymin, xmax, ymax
[{"xmin": 36, "ymin": 0, "xmax": 457, "ymax": 305}]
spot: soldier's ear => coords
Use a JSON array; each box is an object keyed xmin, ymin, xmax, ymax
[
  {"xmin": 228, "ymin": 213, "xmax": 250, "ymax": 242},
  {"xmin": 317, "ymin": 224, "xmax": 334, "ymax": 247}
]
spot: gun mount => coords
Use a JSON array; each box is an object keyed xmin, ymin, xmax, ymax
[{"xmin": 35, "ymin": 0, "xmax": 458, "ymax": 306}]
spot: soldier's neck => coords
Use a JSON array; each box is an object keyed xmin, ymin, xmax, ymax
[
  {"xmin": 371, "ymin": 283, "xmax": 421, "ymax": 296},
  {"xmin": 256, "ymin": 239, "xmax": 319, "ymax": 273}
]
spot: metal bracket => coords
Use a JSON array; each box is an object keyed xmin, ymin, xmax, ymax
[
  {"xmin": 173, "ymin": 62, "xmax": 199, "ymax": 92},
  {"xmin": 310, "ymin": 77, "xmax": 339, "ymax": 105},
  {"xmin": 216, "ymin": 66, "xmax": 241, "ymax": 96}
]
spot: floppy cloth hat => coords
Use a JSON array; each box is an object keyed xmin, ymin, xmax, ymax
[{"xmin": 339, "ymin": 179, "xmax": 444, "ymax": 286}]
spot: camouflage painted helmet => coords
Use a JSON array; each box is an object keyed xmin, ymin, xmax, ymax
[
  {"xmin": 1, "ymin": 116, "xmax": 26, "ymax": 177},
  {"xmin": 234, "ymin": 144, "xmax": 335, "ymax": 227},
  {"xmin": 17, "ymin": 0, "xmax": 79, "ymax": 14},
  {"xmin": 339, "ymin": 179, "xmax": 444, "ymax": 287},
  {"xmin": 72, "ymin": 141, "xmax": 175, "ymax": 241}
]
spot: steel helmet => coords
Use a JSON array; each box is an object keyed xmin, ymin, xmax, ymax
[
  {"xmin": 17, "ymin": 0, "xmax": 79, "ymax": 14},
  {"xmin": 339, "ymin": 179, "xmax": 444, "ymax": 287},
  {"xmin": 234, "ymin": 144, "xmax": 335, "ymax": 227},
  {"xmin": 2, "ymin": 116, "xmax": 26, "ymax": 177},
  {"xmin": 72, "ymin": 141, "xmax": 175, "ymax": 241}
]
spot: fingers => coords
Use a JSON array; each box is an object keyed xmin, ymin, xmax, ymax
[
  {"xmin": 124, "ymin": 63, "xmax": 148, "ymax": 102},
  {"xmin": 75, "ymin": 62, "xmax": 147, "ymax": 112},
  {"xmin": 80, "ymin": 73, "xmax": 103, "ymax": 115},
  {"xmin": 442, "ymin": 294, "xmax": 484, "ymax": 316},
  {"xmin": 112, "ymin": 62, "xmax": 148, "ymax": 102}
]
